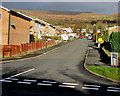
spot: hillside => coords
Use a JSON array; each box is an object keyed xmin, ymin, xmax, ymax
[
  {"xmin": 10, "ymin": 9, "xmax": 118, "ymax": 27},
  {"xmin": 12, "ymin": 9, "xmax": 107, "ymax": 20},
  {"xmin": 112, "ymin": 13, "xmax": 120, "ymax": 16}
]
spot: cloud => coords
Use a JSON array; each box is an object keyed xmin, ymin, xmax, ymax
[{"xmin": 1, "ymin": 0, "xmax": 120, "ymax": 2}]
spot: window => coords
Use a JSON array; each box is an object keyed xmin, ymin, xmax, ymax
[{"xmin": 0, "ymin": 12, "xmax": 2, "ymax": 21}]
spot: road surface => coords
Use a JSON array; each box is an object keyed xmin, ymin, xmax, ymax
[{"xmin": 1, "ymin": 39, "xmax": 120, "ymax": 96}]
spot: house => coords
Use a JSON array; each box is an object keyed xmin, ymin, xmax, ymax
[
  {"xmin": 30, "ymin": 19, "xmax": 45, "ymax": 42},
  {"xmin": 0, "ymin": 6, "xmax": 32, "ymax": 45},
  {"xmin": 61, "ymin": 34, "xmax": 69, "ymax": 41},
  {"xmin": 44, "ymin": 23, "xmax": 56, "ymax": 36},
  {"xmin": 62, "ymin": 27, "xmax": 73, "ymax": 33},
  {"xmin": 81, "ymin": 29, "xmax": 87, "ymax": 33},
  {"xmin": 108, "ymin": 26, "xmax": 120, "ymax": 35}
]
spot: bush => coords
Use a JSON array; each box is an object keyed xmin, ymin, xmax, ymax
[
  {"xmin": 103, "ymin": 30, "xmax": 110, "ymax": 42},
  {"xmin": 42, "ymin": 36, "xmax": 61, "ymax": 40},
  {"xmin": 52, "ymin": 36, "xmax": 61, "ymax": 40},
  {"xmin": 110, "ymin": 32, "xmax": 120, "ymax": 52}
]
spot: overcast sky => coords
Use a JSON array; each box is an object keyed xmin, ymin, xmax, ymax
[
  {"xmin": 1, "ymin": 1, "xmax": 119, "ymax": 15},
  {"xmin": 1, "ymin": 0, "xmax": 120, "ymax": 2}
]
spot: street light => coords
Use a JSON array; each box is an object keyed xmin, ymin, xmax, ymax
[{"xmin": 93, "ymin": 24, "xmax": 97, "ymax": 43}]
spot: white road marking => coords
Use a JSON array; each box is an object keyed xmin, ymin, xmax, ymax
[
  {"xmin": 5, "ymin": 78, "xmax": 19, "ymax": 80},
  {"xmin": 9, "ymin": 68, "xmax": 35, "ymax": 78},
  {"xmin": 62, "ymin": 83, "xmax": 79, "ymax": 86},
  {"xmin": 37, "ymin": 83, "xmax": 52, "ymax": 86},
  {"xmin": 108, "ymin": 87, "xmax": 120, "ymax": 90},
  {"xmin": 42, "ymin": 81, "xmax": 57, "ymax": 84},
  {"xmin": 23, "ymin": 79, "xmax": 37, "ymax": 82},
  {"xmin": 84, "ymin": 84, "xmax": 100, "ymax": 88},
  {"xmin": 107, "ymin": 89, "xmax": 120, "ymax": 92},
  {"xmin": 0, "ymin": 79, "xmax": 12, "ymax": 82},
  {"xmin": 82, "ymin": 87, "xmax": 99, "ymax": 90},
  {"xmin": 59, "ymin": 85, "xmax": 75, "ymax": 88},
  {"xmin": 17, "ymin": 81, "xmax": 31, "ymax": 84}
]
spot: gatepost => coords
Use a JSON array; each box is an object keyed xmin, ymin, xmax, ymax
[{"xmin": 111, "ymin": 52, "xmax": 119, "ymax": 72}]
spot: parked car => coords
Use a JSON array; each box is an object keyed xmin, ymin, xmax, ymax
[
  {"xmin": 87, "ymin": 35, "xmax": 92, "ymax": 40},
  {"xmin": 79, "ymin": 36, "xmax": 84, "ymax": 39}
]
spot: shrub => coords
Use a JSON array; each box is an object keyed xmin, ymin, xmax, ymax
[
  {"xmin": 110, "ymin": 32, "xmax": 120, "ymax": 52},
  {"xmin": 103, "ymin": 30, "xmax": 110, "ymax": 42},
  {"xmin": 42, "ymin": 36, "xmax": 61, "ymax": 40}
]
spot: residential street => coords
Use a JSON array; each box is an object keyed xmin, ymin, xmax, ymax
[{"xmin": 1, "ymin": 39, "xmax": 120, "ymax": 96}]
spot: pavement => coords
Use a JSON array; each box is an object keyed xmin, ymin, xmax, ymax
[{"xmin": 86, "ymin": 40, "xmax": 111, "ymax": 67}]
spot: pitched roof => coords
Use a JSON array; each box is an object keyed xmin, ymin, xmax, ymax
[
  {"xmin": 0, "ymin": 5, "xmax": 10, "ymax": 12},
  {"xmin": 0, "ymin": 6, "xmax": 33, "ymax": 21}
]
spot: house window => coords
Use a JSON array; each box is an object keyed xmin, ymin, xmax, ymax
[{"xmin": 0, "ymin": 12, "xmax": 2, "ymax": 21}]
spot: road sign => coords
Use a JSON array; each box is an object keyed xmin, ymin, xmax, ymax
[{"xmin": 111, "ymin": 52, "xmax": 118, "ymax": 67}]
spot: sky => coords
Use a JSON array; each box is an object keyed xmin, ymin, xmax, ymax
[
  {"xmin": 1, "ymin": 0, "xmax": 120, "ymax": 2},
  {"xmin": 1, "ymin": 1, "xmax": 119, "ymax": 15}
]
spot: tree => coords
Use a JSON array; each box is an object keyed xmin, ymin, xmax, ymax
[
  {"xmin": 73, "ymin": 20, "xmax": 87, "ymax": 35},
  {"xmin": 96, "ymin": 21, "xmax": 108, "ymax": 34},
  {"xmin": 103, "ymin": 30, "xmax": 110, "ymax": 43},
  {"xmin": 92, "ymin": 24, "xmax": 97, "ymax": 40}
]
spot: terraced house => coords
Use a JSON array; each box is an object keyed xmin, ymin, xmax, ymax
[
  {"xmin": 0, "ymin": 6, "xmax": 33, "ymax": 45},
  {"xmin": 30, "ymin": 19, "xmax": 46, "ymax": 42},
  {"xmin": 44, "ymin": 23, "xmax": 56, "ymax": 36}
]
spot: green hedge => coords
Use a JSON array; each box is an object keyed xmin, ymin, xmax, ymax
[
  {"xmin": 110, "ymin": 32, "xmax": 120, "ymax": 52},
  {"xmin": 42, "ymin": 36, "xmax": 61, "ymax": 40}
]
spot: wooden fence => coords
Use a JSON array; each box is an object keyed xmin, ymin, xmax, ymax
[{"xmin": 1, "ymin": 40, "xmax": 56, "ymax": 58}]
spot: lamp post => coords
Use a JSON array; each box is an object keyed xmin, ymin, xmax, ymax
[
  {"xmin": 93, "ymin": 24, "xmax": 96, "ymax": 40},
  {"xmin": 93, "ymin": 24, "xmax": 97, "ymax": 43}
]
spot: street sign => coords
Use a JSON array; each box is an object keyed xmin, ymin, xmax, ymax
[
  {"xmin": 98, "ymin": 38, "xmax": 103, "ymax": 43},
  {"xmin": 111, "ymin": 52, "xmax": 118, "ymax": 67}
]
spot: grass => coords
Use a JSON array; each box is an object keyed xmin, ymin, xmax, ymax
[
  {"xmin": 103, "ymin": 48, "xmax": 120, "ymax": 57},
  {"xmin": 86, "ymin": 65, "xmax": 120, "ymax": 81}
]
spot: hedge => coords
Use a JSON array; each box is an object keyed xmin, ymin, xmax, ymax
[{"xmin": 110, "ymin": 32, "xmax": 120, "ymax": 52}]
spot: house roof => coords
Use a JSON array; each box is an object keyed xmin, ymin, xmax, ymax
[
  {"xmin": 0, "ymin": 6, "xmax": 33, "ymax": 21},
  {"xmin": 0, "ymin": 5, "xmax": 10, "ymax": 12},
  {"xmin": 33, "ymin": 19, "xmax": 46, "ymax": 26}
]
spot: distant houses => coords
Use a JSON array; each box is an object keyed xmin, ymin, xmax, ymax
[
  {"xmin": 1, "ymin": 6, "xmax": 73, "ymax": 45},
  {"xmin": 108, "ymin": 26, "xmax": 120, "ymax": 35}
]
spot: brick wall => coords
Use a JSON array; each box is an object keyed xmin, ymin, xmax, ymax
[
  {"xmin": 0, "ymin": 8, "xmax": 30, "ymax": 45},
  {"xmin": 0, "ymin": 9, "xmax": 9, "ymax": 45},
  {"xmin": 9, "ymin": 14, "xmax": 30, "ymax": 45}
]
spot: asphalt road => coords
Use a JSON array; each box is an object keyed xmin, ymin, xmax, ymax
[{"xmin": 1, "ymin": 39, "xmax": 120, "ymax": 96}]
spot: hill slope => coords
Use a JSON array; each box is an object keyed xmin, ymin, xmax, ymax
[{"xmin": 12, "ymin": 9, "xmax": 107, "ymax": 20}]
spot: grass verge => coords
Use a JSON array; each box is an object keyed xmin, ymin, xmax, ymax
[{"xmin": 86, "ymin": 65, "xmax": 120, "ymax": 81}]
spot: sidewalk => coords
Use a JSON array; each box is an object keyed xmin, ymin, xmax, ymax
[{"xmin": 86, "ymin": 40, "xmax": 111, "ymax": 67}]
